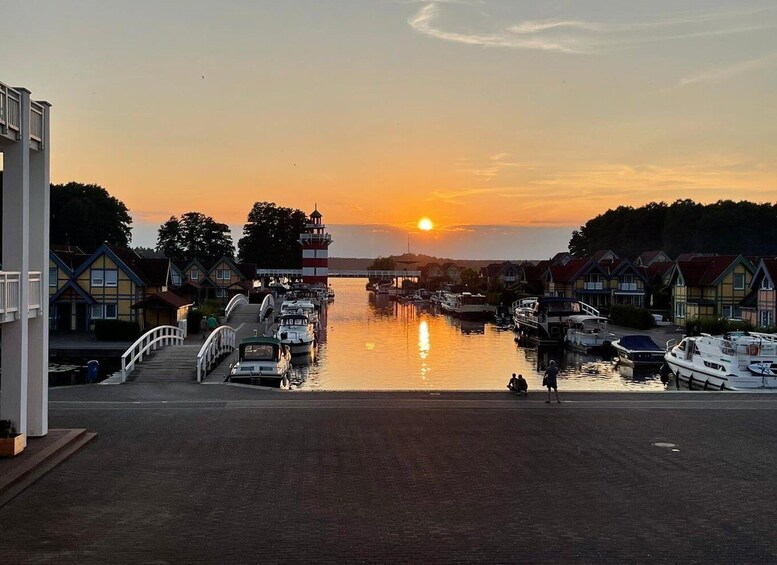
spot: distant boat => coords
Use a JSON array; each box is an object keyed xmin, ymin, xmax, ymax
[
  {"xmin": 513, "ymin": 296, "xmax": 598, "ymax": 343},
  {"xmin": 564, "ymin": 315, "xmax": 615, "ymax": 353}
]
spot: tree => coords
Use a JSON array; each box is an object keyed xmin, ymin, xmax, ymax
[
  {"xmin": 460, "ymin": 268, "xmax": 482, "ymax": 292},
  {"xmin": 156, "ymin": 212, "xmax": 234, "ymax": 262},
  {"xmin": 238, "ymin": 202, "xmax": 308, "ymax": 267},
  {"xmin": 50, "ymin": 182, "xmax": 132, "ymax": 251},
  {"xmin": 368, "ymin": 257, "xmax": 396, "ymax": 271}
]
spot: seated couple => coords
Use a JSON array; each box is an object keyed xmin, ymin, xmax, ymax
[{"xmin": 507, "ymin": 373, "xmax": 528, "ymax": 396}]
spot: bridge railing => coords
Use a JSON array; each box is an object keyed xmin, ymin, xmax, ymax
[
  {"xmin": 120, "ymin": 325, "xmax": 184, "ymax": 383},
  {"xmin": 224, "ymin": 293, "xmax": 248, "ymax": 321},
  {"xmin": 0, "ymin": 272, "xmax": 21, "ymax": 322},
  {"xmin": 196, "ymin": 325, "xmax": 236, "ymax": 382}
]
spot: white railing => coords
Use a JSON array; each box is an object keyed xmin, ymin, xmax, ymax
[
  {"xmin": 0, "ymin": 81, "xmax": 45, "ymax": 143},
  {"xmin": 260, "ymin": 293, "xmax": 274, "ymax": 320},
  {"xmin": 0, "ymin": 272, "xmax": 21, "ymax": 321},
  {"xmin": 224, "ymin": 293, "xmax": 248, "ymax": 321},
  {"xmin": 28, "ymin": 271, "xmax": 42, "ymax": 313},
  {"xmin": 120, "ymin": 325, "xmax": 184, "ymax": 382},
  {"xmin": 30, "ymin": 103, "xmax": 44, "ymax": 142},
  {"xmin": 196, "ymin": 325, "xmax": 236, "ymax": 382},
  {"xmin": 583, "ymin": 281, "xmax": 604, "ymax": 290},
  {"xmin": 617, "ymin": 282, "xmax": 638, "ymax": 292}
]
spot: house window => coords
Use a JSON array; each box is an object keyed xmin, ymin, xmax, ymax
[
  {"xmin": 216, "ymin": 288, "xmax": 227, "ymax": 298},
  {"xmin": 733, "ymin": 273, "xmax": 745, "ymax": 290},
  {"xmin": 90, "ymin": 303, "xmax": 118, "ymax": 320},
  {"xmin": 91, "ymin": 269, "xmax": 118, "ymax": 287},
  {"xmin": 675, "ymin": 301, "xmax": 686, "ymax": 319},
  {"xmin": 760, "ymin": 310, "xmax": 774, "ymax": 327},
  {"xmin": 761, "ymin": 278, "xmax": 773, "ymax": 290},
  {"xmin": 171, "ymin": 272, "xmax": 182, "ymax": 286},
  {"xmin": 49, "ymin": 268, "xmax": 57, "ymax": 287},
  {"xmin": 722, "ymin": 305, "xmax": 733, "ymax": 318},
  {"xmin": 190, "ymin": 269, "xmax": 199, "ymax": 280},
  {"xmin": 584, "ymin": 274, "xmax": 603, "ymax": 290},
  {"xmin": 216, "ymin": 269, "xmax": 230, "ymax": 280}
]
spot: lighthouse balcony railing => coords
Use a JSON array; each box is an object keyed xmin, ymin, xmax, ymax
[{"xmin": 298, "ymin": 233, "xmax": 332, "ymax": 244}]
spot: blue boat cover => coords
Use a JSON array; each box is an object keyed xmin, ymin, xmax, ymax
[{"xmin": 617, "ymin": 335, "xmax": 662, "ymax": 351}]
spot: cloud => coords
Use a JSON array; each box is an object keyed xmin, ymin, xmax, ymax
[
  {"xmin": 678, "ymin": 52, "xmax": 777, "ymax": 86},
  {"xmin": 408, "ymin": 3, "xmax": 777, "ymax": 54}
]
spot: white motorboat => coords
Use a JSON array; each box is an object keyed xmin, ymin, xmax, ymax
[
  {"xmin": 229, "ymin": 336, "xmax": 291, "ymax": 387},
  {"xmin": 664, "ymin": 331, "xmax": 777, "ymax": 390},
  {"xmin": 440, "ymin": 292, "xmax": 458, "ymax": 313},
  {"xmin": 564, "ymin": 315, "xmax": 615, "ymax": 353},
  {"xmin": 611, "ymin": 335, "xmax": 665, "ymax": 367},
  {"xmin": 281, "ymin": 298, "xmax": 319, "ymax": 329},
  {"xmin": 513, "ymin": 296, "xmax": 599, "ymax": 343},
  {"xmin": 276, "ymin": 313, "xmax": 316, "ymax": 355},
  {"xmin": 451, "ymin": 292, "xmax": 491, "ymax": 319}
]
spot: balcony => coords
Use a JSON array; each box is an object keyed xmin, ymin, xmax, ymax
[
  {"xmin": 616, "ymin": 282, "xmax": 641, "ymax": 293},
  {"xmin": 0, "ymin": 81, "xmax": 46, "ymax": 147},
  {"xmin": 0, "ymin": 271, "xmax": 44, "ymax": 323},
  {"xmin": 583, "ymin": 282, "xmax": 604, "ymax": 290}
]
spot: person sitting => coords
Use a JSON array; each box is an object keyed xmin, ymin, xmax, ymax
[{"xmin": 507, "ymin": 373, "xmax": 528, "ymax": 396}]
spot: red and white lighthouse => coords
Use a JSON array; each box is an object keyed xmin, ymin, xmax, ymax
[{"xmin": 299, "ymin": 207, "xmax": 333, "ymax": 287}]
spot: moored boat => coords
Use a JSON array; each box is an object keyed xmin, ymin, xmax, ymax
[
  {"xmin": 229, "ymin": 336, "xmax": 291, "ymax": 387},
  {"xmin": 611, "ymin": 335, "xmax": 665, "ymax": 367},
  {"xmin": 564, "ymin": 315, "xmax": 615, "ymax": 353},
  {"xmin": 275, "ymin": 313, "xmax": 316, "ymax": 356},
  {"xmin": 513, "ymin": 296, "xmax": 598, "ymax": 343},
  {"xmin": 451, "ymin": 292, "xmax": 491, "ymax": 319},
  {"xmin": 664, "ymin": 331, "xmax": 777, "ymax": 390}
]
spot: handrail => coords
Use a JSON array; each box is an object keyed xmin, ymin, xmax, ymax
[
  {"xmin": 224, "ymin": 293, "xmax": 248, "ymax": 321},
  {"xmin": 196, "ymin": 325, "xmax": 236, "ymax": 382},
  {"xmin": 260, "ymin": 293, "xmax": 274, "ymax": 320},
  {"xmin": 120, "ymin": 325, "xmax": 184, "ymax": 382},
  {"xmin": 0, "ymin": 271, "xmax": 21, "ymax": 321}
]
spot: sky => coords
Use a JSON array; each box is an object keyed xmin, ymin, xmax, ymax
[{"xmin": 3, "ymin": 0, "xmax": 776, "ymax": 258}]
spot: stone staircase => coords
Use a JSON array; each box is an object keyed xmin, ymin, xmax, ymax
[{"xmin": 127, "ymin": 344, "xmax": 201, "ymax": 382}]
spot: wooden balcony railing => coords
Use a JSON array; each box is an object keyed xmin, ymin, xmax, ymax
[
  {"xmin": 0, "ymin": 271, "xmax": 44, "ymax": 322},
  {"xmin": 0, "ymin": 81, "xmax": 46, "ymax": 145}
]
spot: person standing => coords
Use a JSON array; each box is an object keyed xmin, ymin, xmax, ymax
[
  {"xmin": 543, "ymin": 360, "xmax": 561, "ymax": 403},
  {"xmin": 206, "ymin": 314, "xmax": 217, "ymax": 337}
]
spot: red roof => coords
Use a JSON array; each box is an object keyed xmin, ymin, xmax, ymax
[
  {"xmin": 550, "ymin": 258, "xmax": 589, "ymax": 283},
  {"xmin": 678, "ymin": 256, "xmax": 740, "ymax": 286},
  {"xmin": 132, "ymin": 291, "xmax": 192, "ymax": 310}
]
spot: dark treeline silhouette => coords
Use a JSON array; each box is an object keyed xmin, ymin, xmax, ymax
[{"xmin": 569, "ymin": 199, "xmax": 777, "ymax": 258}]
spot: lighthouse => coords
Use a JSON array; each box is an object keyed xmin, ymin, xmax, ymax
[{"xmin": 299, "ymin": 206, "xmax": 333, "ymax": 287}]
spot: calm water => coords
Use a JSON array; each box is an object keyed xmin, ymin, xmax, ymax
[{"xmin": 289, "ymin": 278, "xmax": 666, "ymax": 391}]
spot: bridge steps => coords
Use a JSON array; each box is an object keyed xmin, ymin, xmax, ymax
[{"xmin": 128, "ymin": 345, "xmax": 201, "ymax": 382}]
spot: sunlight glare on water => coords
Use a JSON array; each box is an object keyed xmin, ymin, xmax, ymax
[{"xmin": 289, "ymin": 279, "xmax": 666, "ymax": 391}]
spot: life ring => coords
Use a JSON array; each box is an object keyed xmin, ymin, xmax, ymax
[{"xmin": 747, "ymin": 344, "xmax": 760, "ymax": 356}]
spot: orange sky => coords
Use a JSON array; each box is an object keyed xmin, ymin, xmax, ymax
[{"xmin": 3, "ymin": 1, "xmax": 777, "ymax": 256}]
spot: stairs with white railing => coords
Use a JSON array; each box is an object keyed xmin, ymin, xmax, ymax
[{"xmin": 127, "ymin": 345, "xmax": 202, "ymax": 382}]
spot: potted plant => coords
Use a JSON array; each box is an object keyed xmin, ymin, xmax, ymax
[{"xmin": 0, "ymin": 419, "xmax": 25, "ymax": 457}]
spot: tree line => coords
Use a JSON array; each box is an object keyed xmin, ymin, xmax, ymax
[
  {"xmin": 0, "ymin": 176, "xmax": 308, "ymax": 268},
  {"xmin": 569, "ymin": 199, "xmax": 777, "ymax": 258}
]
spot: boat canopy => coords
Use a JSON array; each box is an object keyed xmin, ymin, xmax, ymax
[
  {"xmin": 238, "ymin": 336, "xmax": 283, "ymax": 361},
  {"xmin": 616, "ymin": 335, "xmax": 662, "ymax": 352}
]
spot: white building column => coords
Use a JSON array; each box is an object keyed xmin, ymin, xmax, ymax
[
  {"xmin": 27, "ymin": 101, "xmax": 50, "ymax": 437},
  {"xmin": 1, "ymin": 88, "xmax": 31, "ymax": 441}
]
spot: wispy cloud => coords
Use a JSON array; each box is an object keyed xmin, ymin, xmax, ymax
[
  {"xmin": 408, "ymin": 3, "xmax": 777, "ymax": 54},
  {"xmin": 678, "ymin": 52, "xmax": 777, "ymax": 86},
  {"xmin": 456, "ymin": 153, "xmax": 530, "ymax": 181}
]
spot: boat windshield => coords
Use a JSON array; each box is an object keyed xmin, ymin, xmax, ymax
[{"xmin": 242, "ymin": 344, "xmax": 277, "ymax": 361}]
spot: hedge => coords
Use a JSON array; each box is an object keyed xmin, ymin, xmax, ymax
[
  {"xmin": 684, "ymin": 317, "xmax": 752, "ymax": 336},
  {"xmin": 609, "ymin": 305, "xmax": 655, "ymax": 330},
  {"xmin": 94, "ymin": 320, "xmax": 141, "ymax": 341}
]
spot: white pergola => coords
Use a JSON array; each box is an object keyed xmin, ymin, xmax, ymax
[{"xmin": 0, "ymin": 81, "xmax": 51, "ymax": 441}]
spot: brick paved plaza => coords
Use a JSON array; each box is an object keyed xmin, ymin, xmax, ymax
[{"xmin": 2, "ymin": 385, "xmax": 776, "ymax": 563}]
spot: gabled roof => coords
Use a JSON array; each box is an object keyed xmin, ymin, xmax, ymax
[
  {"xmin": 645, "ymin": 261, "xmax": 674, "ymax": 281},
  {"xmin": 208, "ymin": 256, "xmax": 242, "ymax": 277},
  {"xmin": 636, "ymin": 250, "xmax": 670, "ymax": 266},
  {"xmin": 50, "ymin": 280, "xmax": 96, "ymax": 304},
  {"xmin": 609, "ymin": 258, "xmax": 647, "ymax": 281},
  {"xmin": 592, "ymin": 250, "xmax": 618, "ymax": 262},
  {"xmin": 549, "ymin": 258, "xmax": 591, "ymax": 284},
  {"xmin": 132, "ymin": 291, "xmax": 192, "ymax": 310},
  {"xmin": 749, "ymin": 258, "xmax": 777, "ymax": 290},
  {"xmin": 72, "ymin": 244, "xmax": 145, "ymax": 286},
  {"xmin": 184, "ymin": 259, "xmax": 208, "ymax": 273},
  {"xmin": 674, "ymin": 255, "xmax": 754, "ymax": 287},
  {"xmin": 440, "ymin": 262, "xmax": 461, "ymax": 271}
]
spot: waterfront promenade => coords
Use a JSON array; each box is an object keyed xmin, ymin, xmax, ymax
[{"xmin": 2, "ymin": 385, "xmax": 777, "ymax": 563}]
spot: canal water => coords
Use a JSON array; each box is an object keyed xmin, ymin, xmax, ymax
[{"xmin": 289, "ymin": 278, "xmax": 666, "ymax": 391}]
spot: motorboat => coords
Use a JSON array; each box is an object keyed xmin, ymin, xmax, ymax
[
  {"xmin": 513, "ymin": 296, "xmax": 599, "ymax": 343},
  {"xmin": 494, "ymin": 304, "xmax": 512, "ymax": 328},
  {"xmin": 611, "ymin": 335, "xmax": 665, "ymax": 367},
  {"xmin": 275, "ymin": 313, "xmax": 316, "ymax": 356},
  {"xmin": 229, "ymin": 336, "xmax": 291, "ymax": 387},
  {"xmin": 281, "ymin": 298, "xmax": 319, "ymax": 329},
  {"xmin": 327, "ymin": 286, "xmax": 335, "ymax": 302},
  {"xmin": 564, "ymin": 315, "xmax": 615, "ymax": 353},
  {"xmin": 663, "ymin": 331, "xmax": 777, "ymax": 390},
  {"xmin": 440, "ymin": 292, "xmax": 458, "ymax": 313},
  {"xmin": 451, "ymin": 292, "xmax": 491, "ymax": 319}
]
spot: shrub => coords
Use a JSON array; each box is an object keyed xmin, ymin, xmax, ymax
[
  {"xmin": 609, "ymin": 305, "xmax": 655, "ymax": 330},
  {"xmin": 94, "ymin": 320, "xmax": 141, "ymax": 341},
  {"xmin": 685, "ymin": 317, "xmax": 753, "ymax": 336},
  {"xmin": 0, "ymin": 419, "xmax": 18, "ymax": 438}
]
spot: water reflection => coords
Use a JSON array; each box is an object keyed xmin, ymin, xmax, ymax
[{"xmin": 290, "ymin": 279, "xmax": 666, "ymax": 391}]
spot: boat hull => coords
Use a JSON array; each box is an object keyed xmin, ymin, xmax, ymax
[{"xmin": 665, "ymin": 358, "xmax": 777, "ymax": 390}]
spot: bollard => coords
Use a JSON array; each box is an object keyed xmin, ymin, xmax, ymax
[{"xmin": 87, "ymin": 360, "xmax": 99, "ymax": 383}]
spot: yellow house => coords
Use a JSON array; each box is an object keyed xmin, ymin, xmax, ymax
[
  {"xmin": 206, "ymin": 257, "xmax": 253, "ymax": 300},
  {"xmin": 49, "ymin": 246, "xmax": 91, "ymax": 331},
  {"xmin": 669, "ymin": 255, "xmax": 755, "ymax": 325}
]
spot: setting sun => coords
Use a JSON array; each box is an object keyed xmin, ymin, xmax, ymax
[{"xmin": 418, "ymin": 218, "xmax": 434, "ymax": 231}]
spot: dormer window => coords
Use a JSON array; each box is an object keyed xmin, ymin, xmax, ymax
[
  {"xmin": 761, "ymin": 277, "xmax": 773, "ymax": 291},
  {"xmin": 190, "ymin": 269, "xmax": 199, "ymax": 280}
]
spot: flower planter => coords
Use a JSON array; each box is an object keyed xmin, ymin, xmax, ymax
[{"xmin": 0, "ymin": 433, "xmax": 26, "ymax": 457}]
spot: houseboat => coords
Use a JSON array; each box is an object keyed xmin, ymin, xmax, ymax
[
  {"xmin": 611, "ymin": 335, "xmax": 665, "ymax": 367},
  {"xmin": 229, "ymin": 336, "xmax": 292, "ymax": 387},
  {"xmin": 663, "ymin": 332, "xmax": 777, "ymax": 390},
  {"xmin": 564, "ymin": 315, "xmax": 615, "ymax": 353},
  {"xmin": 451, "ymin": 293, "xmax": 491, "ymax": 319},
  {"xmin": 513, "ymin": 296, "xmax": 599, "ymax": 343}
]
